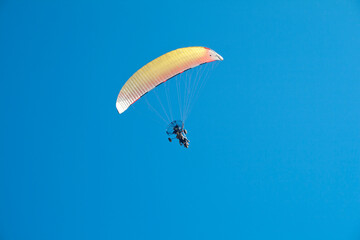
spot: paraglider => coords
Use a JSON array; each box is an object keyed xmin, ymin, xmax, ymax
[
  {"xmin": 166, "ymin": 120, "xmax": 189, "ymax": 148},
  {"xmin": 116, "ymin": 46, "xmax": 223, "ymax": 148}
]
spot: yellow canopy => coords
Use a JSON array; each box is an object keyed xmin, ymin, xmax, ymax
[{"xmin": 116, "ymin": 46, "xmax": 223, "ymax": 114}]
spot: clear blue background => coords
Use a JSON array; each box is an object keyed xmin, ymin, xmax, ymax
[{"xmin": 1, "ymin": 1, "xmax": 360, "ymax": 239}]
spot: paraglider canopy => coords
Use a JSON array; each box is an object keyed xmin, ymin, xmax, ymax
[{"xmin": 116, "ymin": 47, "xmax": 223, "ymax": 114}]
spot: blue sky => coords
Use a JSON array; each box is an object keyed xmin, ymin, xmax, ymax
[{"xmin": 1, "ymin": 1, "xmax": 360, "ymax": 239}]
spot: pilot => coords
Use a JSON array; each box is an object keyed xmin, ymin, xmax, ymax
[{"xmin": 169, "ymin": 123, "xmax": 190, "ymax": 148}]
